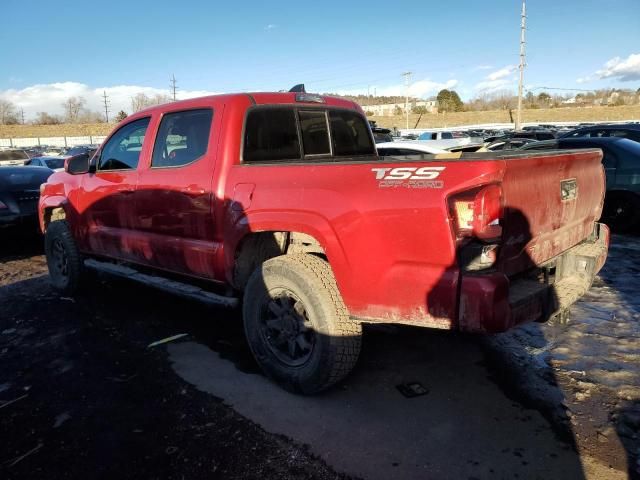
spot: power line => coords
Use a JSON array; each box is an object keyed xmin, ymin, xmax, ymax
[
  {"xmin": 402, "ymin": 71, "xmax": 412, "ymax": 130},
  {"xmin": 515, "ymin": 0, "xmax": 527, "ymax": 130},
  {"xmin": 102, "ymin": 90, "xmax": 110, "ymax": 123},
  {"xmin": 170, "ymin": 74, "xmax": 178, "ymax": 101},
  {"xmin": 528, "ymin": 86, "xmax": 598, "ymax": 93}
]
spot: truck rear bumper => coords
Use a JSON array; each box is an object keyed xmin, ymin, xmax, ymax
[{"xmin": 458, "ymin": 222, "xmax": 609, "ymax": 333}]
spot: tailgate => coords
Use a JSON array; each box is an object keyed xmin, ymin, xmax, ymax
[{"xmin": 498, "ymin": 149, "xmax": 604, "ymax": 276}]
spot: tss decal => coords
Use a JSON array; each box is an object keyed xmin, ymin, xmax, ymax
[{"xmin": 372, "ymin": 166, "xmax": 445, "ymax": 188}]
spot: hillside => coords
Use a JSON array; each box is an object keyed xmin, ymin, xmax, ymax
[{"xmin": 1, "ymin": 105, "xmax": 640, "ymax": 139}]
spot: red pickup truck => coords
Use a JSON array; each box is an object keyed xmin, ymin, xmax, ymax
[{"xmin": 39, "ymin": 91, "xmax": 609, "ymax": 393}]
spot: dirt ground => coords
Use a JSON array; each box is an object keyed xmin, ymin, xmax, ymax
[{"xmin": 0, "ymin": 226, "xmax": 638, "ymax": 479}]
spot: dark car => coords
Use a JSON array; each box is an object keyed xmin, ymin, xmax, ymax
[
  {"xmin": 485, "ymin": 137, "xmax": 537, "ymax": 151},
  {"xmin": 368, "ymin": 121, "xmax": 394, "ymax": 144},
  {"xmin": 520, "ymin": 137, "xmax": 640, "ymax": 232},
  {"xmin": 63, "ymin": 145, "xmax": 98, "ymax": 159},
  {"xmin": 559, "ymin": 123, "xmax": 640, "ymax": 142},
  {"xmin": 487, "ymin": 130, "xmax": 556, "ymax": 144},
  {"xmin": 0, "ymin": 166, "xmax": 54, "ymax": 229}
]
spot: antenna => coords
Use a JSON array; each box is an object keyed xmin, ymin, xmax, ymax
[
  {"xmin": 170, "ymin": 74, "xmax": 178, "ymax": 101},
  {"xmin": 515, "ymin": 0, "xmax": 527, "ymax": 130},
  {"xmin": 402, "ymin": 71, "xmax": 412, "ymax": 130},
  {"xmin": 102, "ymin": 90, "xmax": 110, "ymax": 123}
]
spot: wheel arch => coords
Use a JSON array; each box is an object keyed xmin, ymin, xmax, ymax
[
  {"xmin": 40, "ymin": 197, "xmax": 68, "ymax": 232},
  {"xmin": 226, "ymin": 213, "xmax": 351, "ymax": 295}
]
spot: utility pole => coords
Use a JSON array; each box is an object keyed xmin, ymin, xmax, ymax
[
  {"xmin": 102, "ymin": 90, "xmax": 110, "ymax": 123},
  {"xmin": 20, "ymin": 108, "xmax": 25, "ymax": 125},
  {"xmin": 170, "ymin": 74, "xmax": 178, "ymax": 101},
  {"xmin": 402, "ymin": 71, "xmax": 412, "ymax": 130},
  {"xmin": 515, "ymin": 0, "xmax": 527, "ymax": 130}
]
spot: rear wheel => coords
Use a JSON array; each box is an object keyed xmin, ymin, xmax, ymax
[
  {"xmin": 602, "ymin": 192, "xmax": 640, "ymax": 233},
  {"xmin": 243, "ymin": 254, "xmax": 362, "ymax": 394},
  {"xmin": 45, "ymin": 220, "xmax": 84, "ymax": 295}
]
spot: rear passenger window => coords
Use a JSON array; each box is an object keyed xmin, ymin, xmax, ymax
[
  {"xmin": 244, "ymin": 109, "xmax": 301, "ymax": 162},
  {"xmin": 329, "ymin": 110, "xmax": 375, "ymax": 157},
  {"xmin": 299, "ymin": 110, "xmax": 330, "ymax": 156},
  {"xmin": 98, "ymin": 117, "xmax": 150, "ymax": 171},
  {"xmin": 152, "ymin": 109, "xmax": 213, "ymax": 168},
  {"xmin": 441, "ymin": 132, "xmax": 453, "ymax": 139}
]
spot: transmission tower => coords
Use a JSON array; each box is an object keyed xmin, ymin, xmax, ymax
[
  {"xmin": 516, "ymin": 0, "xmax": 527, "ymax": 130},
  {"xmin": 102, "ymin": 90, "xmax": 111, "ymax": 123},
  {"xmin": 402, "ymin": 71, "xmax": 412, "ymax": 130},
  {"xmin": 170, "ymin": 74, "xmax": 178, "ymax": 101}
]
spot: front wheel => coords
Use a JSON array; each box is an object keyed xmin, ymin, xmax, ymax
[
  {"xmin": 45, "ymin": 220, "xmax": 84, "ymax": 295},
  {"xmin": 243, "ymin": 254, "xmax": 362, "ymax": 394}
]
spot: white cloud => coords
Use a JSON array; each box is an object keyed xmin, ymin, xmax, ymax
[
  {"xmin": 475, "ymin": 65, "xmax": 518, "ymax": 93},
  {"xmin": 473, "ymin": 65, "xmax": 494, "ymax": 71},
  {"xmin": 0, "ymin": 82, "xmax": 219, "ymax": 120},
  {"xmin": 486, "ymin": 65, "xmax": 517, "ymax": 81},
  {"xmin": 264, "ymin": 24, "xmax": 278, "ymax": 31},
  {"xmin": 332, "ymin": 78, "xmax": 458, "ymax": 98},
  {"xmin": 576, "ymin": 76, "xmax": 592, "ymax": 84},
  {"xmin": 595, "ymin": 53, "xmax": 640, "ymax": 81}
]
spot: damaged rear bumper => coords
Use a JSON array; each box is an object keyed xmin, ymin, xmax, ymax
[{"xmin": 458, "ymin": 222, "xmax": 609, "ymax": 333}]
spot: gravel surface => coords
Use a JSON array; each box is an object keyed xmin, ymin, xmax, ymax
[
  {"xmin": 1, "ymin": 226, "xmax": 638, "ymax": 479},
  {"xmin": 485, "ymin": 234, "xmax": 640, "ymax": 479}
]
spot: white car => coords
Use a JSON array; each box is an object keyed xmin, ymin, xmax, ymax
[
  {"xmin": 376, "ymin": 141, "xmax": 448, "ymax": 156},
  {"xmin": 25, "ymin": 156, "xmax": 66, "ymax": 172}
]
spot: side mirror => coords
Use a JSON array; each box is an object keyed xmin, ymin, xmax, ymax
[{"xmin": 65, "ymin": 153, "xmax": 90, "ymax": 175}]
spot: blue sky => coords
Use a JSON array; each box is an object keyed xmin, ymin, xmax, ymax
[{"xmin": 1, "ymin": 0, "xmax": 639, "ymax": 117}]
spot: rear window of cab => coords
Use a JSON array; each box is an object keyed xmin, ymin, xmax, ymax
[{"xmin": 243, "ymin": 107, "xmax": 375, "ymax": 163}]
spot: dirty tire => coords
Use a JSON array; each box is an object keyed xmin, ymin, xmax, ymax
[
  {"xmin": 45, "ymin": 220, "xmax": 84, "ymax": 295},
  {"xmin": 602, "ymin": 192, "xmax": 640, "ymax": 233},
  {"xmin": 243, "ymin": 254, "xmax": 362, "ymax": 394}
]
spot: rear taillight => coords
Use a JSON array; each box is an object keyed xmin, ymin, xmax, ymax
[
  {"xmin": 449, "ymin": 184, "xmax": 504, "ymax": 271},
  {"xmin": 449, "ymin": 184, "xmax": 503, "ymax": 242}
]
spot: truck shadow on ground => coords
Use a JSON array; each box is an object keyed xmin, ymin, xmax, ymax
[
  {"xmin": 0, "ymin": 224, "xmax": 43, "ymax": 262},
  {"xmin": 597, "ymin": 233, "xmax": 640, "ymax": 479}
]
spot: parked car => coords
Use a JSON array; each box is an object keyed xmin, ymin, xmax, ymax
[
  {"xmin": 484, "ymin": 138, "xmax": 538, "ymax": 151},
  {"xmin": 486, "ymin": 130, "xmax": 556, "ymax": 144},
  {"xmin": 1, "ymin": 166, "xmax": 53, "ymax": 229},
  {"xmin": 519, "ymin": 137, "xmax": 640, "ymax": 232},
  {"xmin": 0, "ymin": 149, "xmax": 30, "ymax": 167},
  {"xmin": 558, "ymin": 123, "xmax": 640, "ymax": 142},
  {"xmin": 40, "ymin": 91, "xmax": 608, "ymax": 394},
  {"xmin": 368, "ymin": 121, "xmax": 394, "ymax": 143},
  {"xmin": 25, "ymin": 156, "xmax": 66, "ymax": 172},
  {"xmin": 62, "ymin": 145, "xmax": 98, "ymax": 159},
  {"xmin": 376, "ymin": 141, "xmax": 447, "ymax": 156},
  {"xmin": 418, "ymin": 131, "xmax": 456, "ymax": 140}
]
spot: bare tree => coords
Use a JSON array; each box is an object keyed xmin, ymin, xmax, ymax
[
  {"xmin": 62, "ymin": 96, "xmax": 86, "ymax": 123},
  {"xmin": 78, "ymin": 110, "xmax": 106, "ymax": 123},
  {"xmin": 35, "ymin": 112, "xmax": 62, "ymax": 125},
  {"xmin": 130, "ymin": 93, "xmax": 172, "ymax": 112},
  {"xmin": 130, "ymin": 93, "xmax": 150, "ymax": 113},
  {"xmin": 0, "ymin": 99, "xmax": 17, "ymax": 125}
]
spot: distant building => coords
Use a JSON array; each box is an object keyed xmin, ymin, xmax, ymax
[{"xmin": 363, "ymin": 100, "xmax": 438, "ymax": 116}]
